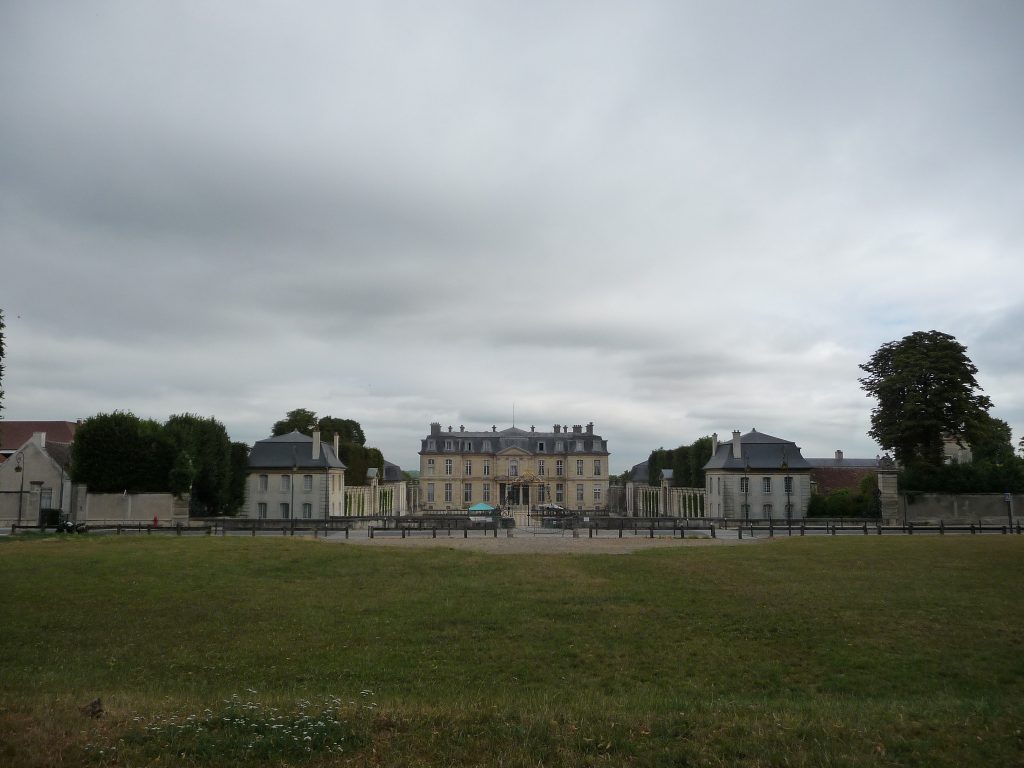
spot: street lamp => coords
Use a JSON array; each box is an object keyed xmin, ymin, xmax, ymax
[
  {"xmin": 782, "ymin": 459, "xmax": 791, "ymax": 521},
  {"xmin": 14, "ymin": 451, "xmax": 25, "ymax": 526},
  {"xmin": 743, "ymin": 461, "xmax": 750, "ymax": 521}
]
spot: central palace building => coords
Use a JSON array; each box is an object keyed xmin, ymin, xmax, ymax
[{"xmin": 418, "ymin": 422, "xmax": 610, "ymax": 513}]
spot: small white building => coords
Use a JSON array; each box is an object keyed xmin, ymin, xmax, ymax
[
  {"xmin": 703, "ymin": 430, "xmax": 812, "ymax": 520},
  {"xmin": 245, "ymin": 431, "xmax": 346, "ymax": 520}
]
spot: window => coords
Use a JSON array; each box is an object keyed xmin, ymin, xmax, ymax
[
  {"xmin": 576, "ymin": 484, "xmax": 584, "ymax": 501},
  {"xmin": 302, "ymin": 503, "xmax": 312, "ymax": 519},
  {"xmin": 784, "ymin": 476, "xmax": 793, "ymax": 493},
  {"xmin": 427, "ymin": 458, "xmax": 435, "ymax": 476},
  {"xmin": 509, "ymin": 460, "xmax": 519, "ymax": 477},
  {"xmin": 483, "ymin": 483, "xmax": 491, "ymax": 502},
  {"xmin": 593, "ymin": 459, "xmax": 601, "ymax": 476},
  {"xmin": 257, "ymin": 502, "xmax": 267, "ymax": 519},
  {"xmin": 463, "ymin": 441, "xmax": 472, "ymax": 451},
  {"xmin": 739, "ymin": 476, "xmax": 749, "ymax": 493},
  {"xmin": 444, "ymin": 483, "xmax": 453, "ymax": 503},
  {"xmin": 464, "ymin": 460, "xmax": 472, "ymax": 475},
  {"xmin": 258, "ymin": 475, "xmax": 268, "ymax": 492},
  {"xmin": 576, "ymin": 440, "xmax": 584, "ymax": 451},
  {"xmin": 538, "ymin": 459, "xmax": 545, "ymax": 476},
  {"xmin": 444, "ymin": 459, "xmax": 453, "ymax": 475},
  {"xmin": 556, "ymin": 483, "xmax": 564, "ymax": 503},
  {"xmin": 427, "ymin": 439, "xmax": 436, "ymax": 450},
  {"xmin": 483, "ymin": 461, "xmax": 491, "ymax": 476},
  {"xmin": 483, "ymin": 440, "xmax": 492, "ymax": 452},
  {"xmin": 762, "ymin": 477, "xmax": 772, "ymax": 493},
  {"xmin": 280, "ymin": 502, "xmax": 290, "ymax": 519},
  {"xmin": 537, "ymin": 441, "xmax": 545, "ymax": 452},
  {"xmin": 464, "ymin": 484, "xmax": 473, "ymax": 503},
  {"xmin": 538, "ymin": 485, "xmax": 546, "ymax": 503},
  {"xmin": 556, "ymin": 441, "xmax": 564, "ymax": 452},
  {"xmin": 763, "ymin": 503, "xmax": 773, "ymax": 517},
  {"xmin": 303, "ymin": 475, "xmax": 313, "ymax": 492},
  {"xmin": 444, "ymin": 439, "xmax": 453, "ymax": 450},
  {"xmin": 280, "ymin": 475, "xmax": 290, "ymax": 492},
  {"xmin": 427, "ymin": 483, "xmax": 435, "ymax": 503},
  {"xmin": 556, "ymin": 460, "xmax": 564, "ymax": 476},
  {"xmin": 576, "ymin": 459, "xmax": 584, "ymax": 476},
  {"xmin": 593, "ymin": 485, "xmax": 602, "ymax": 502}
]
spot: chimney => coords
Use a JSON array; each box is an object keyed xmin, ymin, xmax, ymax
[
  {"xmin": 711, "ymin": 432, "xmax": 718, "ymax": 456},
  {"xmin": 460, "ymin": 425, "xmax": 465, "ymax": 432},
  {"xmin": 573, "ymin": 424, "xmax": 582, "ymax": 434},
  {"xmin": 333, "ymin": 434, "xmax": 340, "ymax": 457},
  {"xmin": 554, "ymin": 424, "xmax": 561, "ymax": 434},
  {"xmin": 586, "ymin": 422, "xmax": 593, "ymax": 434},
  {"xmin": 835, "ymin": 450, "xmax": 844, "ymax": 462},
  {"xmin": 430, "ymin": 422, "xmax": 442, "ymax": 436},
  {"xmin": 312, "ymin": 430, "xmax": 321, "ymax": 460},
  {"xmin": 34, "ymin": 432, "xmax": 47, "ymax": 449},
  {"xmin": 731, "ymin": 430, "xmax": 742, "ymax": 460}
]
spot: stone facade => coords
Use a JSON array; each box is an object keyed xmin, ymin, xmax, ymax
[
  {"xmin": 0, "ymin": 432, "xmax": 73, "ymax": 524},
  {"xmin": 245, "ymin": 431, "xmax": 346, "ymax": 519},
  {"xmin": 417, "ymin": 422, "xmax": 610, "ymax": 513},
  {"xmin": 703, "ymin": 429, "xmax": 812, "ymax": 519}
]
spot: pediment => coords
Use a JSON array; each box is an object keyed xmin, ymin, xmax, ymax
[{"xmin": 497, "ymin": 446, "xmax": 531, "ymax": 457}]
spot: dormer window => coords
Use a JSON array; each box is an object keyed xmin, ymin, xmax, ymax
[{"xmin": 537, "ymin": 441, "xmax": 545, "ymax": 452}]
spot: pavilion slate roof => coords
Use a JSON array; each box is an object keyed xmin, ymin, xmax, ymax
[
  {"xmin": 247, "ymin": 431, "xmax": 346, "ymax": 470},
  {"xmin": 703, "ymin": 430, "xmax": 811, "ymax": 471}
]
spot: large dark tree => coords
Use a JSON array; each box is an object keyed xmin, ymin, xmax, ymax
[
  {"xmin": 164, "ymin": 413, "xmax": 235, "ymax": 515},
  {"xmin": 647, "ymin": 436, "xmax": 714, "ymax": 487},
  {"xmin": 71, "ymin": 412, "xmax": 177, "ymax": 493},
  {"xmin": 859, "ymin": 331, "xmax": 992, "ymax": 468}
]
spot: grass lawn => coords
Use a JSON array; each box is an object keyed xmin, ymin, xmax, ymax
[{"xmin": 1, "ymin": 535, "xmax": 1022, "ymax": 766}]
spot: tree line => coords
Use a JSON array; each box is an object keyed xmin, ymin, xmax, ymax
[{"xmin": 70, "ymin": 412, "xmax": 249, "ymax": 515}]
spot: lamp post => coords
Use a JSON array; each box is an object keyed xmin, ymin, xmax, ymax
[
  {"xmin": 14, "ymin": 451, "xmax": 25, "ymax": 526},
  {"xmin": 782, "ymin": 459, "xmax": 791, "ymax": 521},
  {"xmin": 743, "ymin": 461, "xmax": 750, "ymax": 521}
]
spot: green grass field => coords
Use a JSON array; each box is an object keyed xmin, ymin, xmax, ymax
[{"xmin": 1, "ymin": 535, "xmax": 1022, "ymax": 766}]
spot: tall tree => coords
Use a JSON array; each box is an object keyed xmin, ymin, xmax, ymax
[
  {"xmin": 165, "ymin": 414, "xmax": 235, "ymax": 515},
  {"xmin": 228, "ymin": 442, "xmax": 250, "ymax": 513},
  {"xmin": 969, "ymin": 414, "xmax": 1015, "ymax": 465},
  {"xmin": 272, "ymin": 408, "xmax": 318, "ymax": 436},
  {"xmin": 859, "ymin": 331, "xmax": 992, "ymax": 468},
  {"xmin": 71, "ymin": 412, "xmax": 177, "ymax": 493}
]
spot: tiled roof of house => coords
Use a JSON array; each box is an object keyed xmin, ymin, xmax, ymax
[{"xmin": 0, "ymin": 421, "xmax": 79, "ymax": 452}]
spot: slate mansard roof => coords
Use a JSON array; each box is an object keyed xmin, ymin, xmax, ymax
[
  {"xmin": 421, "ymin": 425, "xmax": 608, "ymax": 455},
  {"xmin": 703, "ymin": 430, "xmax": 811, "ymax": 472},
  {"xmin": 248, "ymin": 431, "xmax": 346, "ymax": 470}
]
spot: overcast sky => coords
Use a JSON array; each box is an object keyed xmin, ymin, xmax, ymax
[{"xmin": 2, "ymin": 1, "xmax": 1022, "ymax": 474}]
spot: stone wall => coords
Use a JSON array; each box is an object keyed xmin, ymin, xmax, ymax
[
  {"xmin": 902, "ymin": 493, "xmax": 1020, "ymax": 525},
  {"xmin": 75, "ymin": 491, "xmax": 190, "ymax": 524}
]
